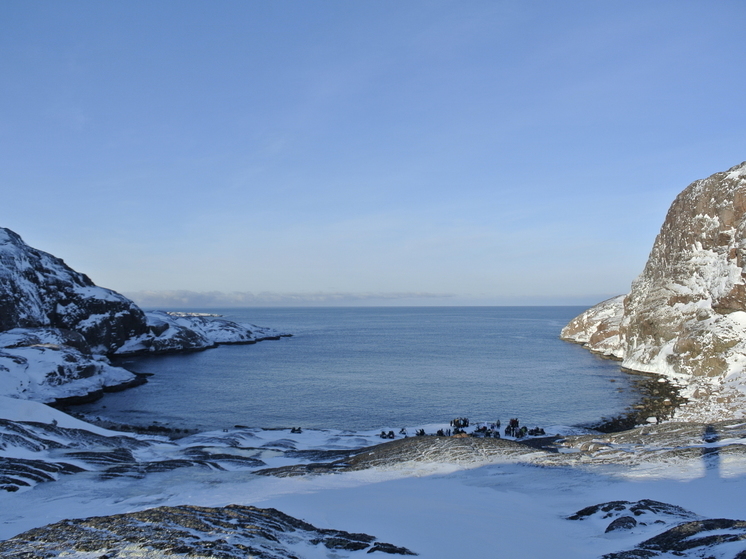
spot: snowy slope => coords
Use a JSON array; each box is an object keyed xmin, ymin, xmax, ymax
[
  {"xmin": 0, "ymin": 404, "xmax": 744, "ymax": 558},
  {"xmin": 0, "ymin": 328, "xmax": 138, "ymax": 403}
]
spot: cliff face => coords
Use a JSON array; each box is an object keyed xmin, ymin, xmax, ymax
[
  {"xmin": 562, "ymin": 161, "xmax": 746, "ymax": 420},
  {"xmin": 0, "ymin": 228, "xmax": 148, "ymax": 354}
]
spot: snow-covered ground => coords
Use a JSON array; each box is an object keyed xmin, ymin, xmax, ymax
[{"xmin": 1, "ymin": 397, "xmax": 744, "ymax": 558}]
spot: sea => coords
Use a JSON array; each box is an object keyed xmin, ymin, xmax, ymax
[{"xmin": 75, "ymin": 306, "xmax": 637, "ymax": 433}]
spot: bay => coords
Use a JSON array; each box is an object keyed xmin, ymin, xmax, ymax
[{"xmin": 76, "ymin": 307, "xmax": 635, "ymax": 432}]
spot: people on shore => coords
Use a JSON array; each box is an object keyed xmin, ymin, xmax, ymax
[{"xmin": 383, "ymin": 417, "xmax": 543, "ymax": 440}]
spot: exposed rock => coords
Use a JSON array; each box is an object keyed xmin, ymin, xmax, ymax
[
  {"xmin": 116, "ymin": 311, "xmax": 289, "ymax": 355},
  {"xmin": 602, "ymin": 518, "xmax": 746, "ymax": 559},
  {"xmin": 571, "ymin": 499, "xmax": 746, "ymax": 558},
  {"xmin": 589, "ymin": 371, "xmax": 687, "ymax": 432},
  {"xmin": 568, "ymin": 499, "xmax": 699, "ymax": 524},
  {"xmin": 562, "ymin": 295, "xmax": 625, "ymax": 359},
  {"xmin": 562, "ymin": 162, "xmax": 746, "ymax": 421},
  {"xmin": 0, "ymin": 329, "xmax": 137, "ymax": 404},
  {"xmin": 0, "ymin": 227, "xmax": 289, "ymax": 403},
  {"xmin": 0, "ymin": 227, "xmax": 148, "ymax": 353},
  {"xmin": 0, "ymin": 504, "xmax": 417, "ymax": 558},
  {"xmin": 255, "ymin": 435, "xmax": 536, "ymax": 477},
  {"xmin": 605, "ymin": 516, "xmax": 637, "ymax": 532},
  {"xmin": 0, "ymin": 416, "xmax": 274, "ymax": 492},
  {"xmin": 550, "ymin": 420, "xmax": 746, "ymax": 469}
]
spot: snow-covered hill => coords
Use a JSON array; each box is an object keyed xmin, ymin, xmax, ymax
[
  {"xmin": 562, "ymin": 161, "xmax": 746, "ymax": 421},
  {"xmin": 0, "ymin": 228, "xmax": 147, "ymax": 354},
  {"xmin": 0, "ymin": 228, "xmax": 288, "ymax": 404}
]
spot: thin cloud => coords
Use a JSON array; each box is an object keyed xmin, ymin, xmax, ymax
[{"xmin": 124, "ymin": 290, "xmax": 457, "ymax": 308}]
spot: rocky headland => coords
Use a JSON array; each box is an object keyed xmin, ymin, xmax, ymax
[
  {"xmin": 562, "ymin": 161, "xmax": 746, "ymax": 423},
  {"xmin": 0, "ymin": 227, "xmax": 289, "ymax": 405}
]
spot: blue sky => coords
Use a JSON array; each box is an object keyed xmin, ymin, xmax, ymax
[{"xmin": 2, "ymin": 1, "xmax": 745, "ymax": 306}]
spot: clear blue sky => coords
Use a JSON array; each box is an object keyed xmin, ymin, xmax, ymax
[{"xmin": 2, "ymin": 1, "xmax": 745, "ymax": 306}]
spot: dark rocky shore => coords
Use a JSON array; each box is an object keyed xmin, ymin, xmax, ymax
[{"xmin": 589, "ymin": 370, "xmax": 688, "ymax": 433}]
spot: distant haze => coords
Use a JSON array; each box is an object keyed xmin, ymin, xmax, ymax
[
  {"xmin": 2, "ymin": 1, "xmax": 745, "ymax": 305},
  {"xmin": 125, "ymin": 290, "xmax": 615, "ymax": 308}
]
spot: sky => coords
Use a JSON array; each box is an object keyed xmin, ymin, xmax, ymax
[{"xmin": 1, "ymin": 1, "xmax": 745, "ymax": 307}]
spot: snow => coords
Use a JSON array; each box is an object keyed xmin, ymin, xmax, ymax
[
  {"xmin": 0, "ymin": 329, "xmax": 137, "ymax": 402},
  {"xmin": 0, "ymin": 404, "xmax": 744, "ymax": 558},
  {"xmin": 0, "ymin": 396, "xmax": 118, "ymax": 436}
]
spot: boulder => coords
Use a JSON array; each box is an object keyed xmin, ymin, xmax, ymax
[{"xmin": 605, "ymin": 516, "xmax": 637, "ymax": 532}]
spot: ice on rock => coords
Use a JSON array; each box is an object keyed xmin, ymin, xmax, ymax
[{"xmin": 563, "ymin": 161, "xmax": 746, "ymax": 422}]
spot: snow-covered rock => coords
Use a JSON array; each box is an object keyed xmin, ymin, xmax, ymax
[
  {"xmin": 0, "ymin": 228, "xmax": 148, "ymax": 354},
  {"xmin": 0, "ymin": 329, "xmax": 139, "ymax": 403},
  {"xmin": 561, "ymin": 295, "xmax": 625, "ymax": 359},
  {"xmin": 115, "ymin": 311, "xmax": 289, "ymax": 355},
  {"xmin": 0, "ymin": 228, "xmax": 289, "ymax": 403},
  {"xmin": 0, "ymin": 504, "xmax": 416, "ymax": 558},
  {"xmin": 563, "ymin": 161, "xmax": 746, "ymax": 421}
]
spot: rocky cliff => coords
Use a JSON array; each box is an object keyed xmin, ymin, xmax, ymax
[
  {"xmin": 0, "ymin": 227, "xmax": 287, "ymax": 404},
  {"xmin": 562, "ymin": 161, "xmax": 746, "ymax": 421},
  {"xmin": 0, "ymin": 228, "xmax": 148, "ymax": 354}
]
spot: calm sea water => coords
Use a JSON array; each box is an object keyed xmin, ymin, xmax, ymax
[{"xmin": 76, "ymin": 307, "xmax": 636, "ymax": 432}]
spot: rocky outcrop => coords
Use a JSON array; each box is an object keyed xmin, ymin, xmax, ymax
[
  {"xmin": 0, "ymin": 329, "xmax": 138, "ymax": 404},
  {"xmin": 561, "ymin": 295, "xmax": 625, "ymax": 358},
  {"xmin": 569, "ymin": 499, "xmax": 746, "ymax": 559},
  {"xmin": 116, "ymin": 311, "xmax": 288, "ymax": 355},
  {"xmin": 562, "ymin": 162, "xmax": 746, "ymax": 421},
  {"xmin": 0, "ymin": 228, "xmax": 148, "ymax": 353},
  {"xmin": 0, "ymin": 227, "xmax": 288, "ymax": 403},
  {"xmin": 0, "ymin": 504, "xmax": 417, "ymax": 558},
  {"xmin": 601, "ymin": 518, "xmax": 746, "ymax": 559}
]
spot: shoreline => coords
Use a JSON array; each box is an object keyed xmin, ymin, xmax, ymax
[
  {"xmin": 586, "ymin": 370, "xmax": 687, "ymax": 432},
  {"xmin": 58, "ymin": 368, "xmax": 687, "ymax": 441}
]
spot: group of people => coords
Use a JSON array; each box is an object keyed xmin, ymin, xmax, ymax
[
  {"xmin": 473, "ymin": 422, "xmax": 501, "ymax": 438},
  {"xmin": 395, "ymin": 418, "xmax": 547, "ymax": 440},
  {"xmin": 502, "ymin": 418, "xmax": 546, "ymax": 438},
  {"xmin": 370, "ymin": 416, "xmax": 547, "ymax": 442}
]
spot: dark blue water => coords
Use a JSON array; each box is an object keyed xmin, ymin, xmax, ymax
[{"xmin": 78, "ymin": 307, "xmax": 636, "ymax": 431}]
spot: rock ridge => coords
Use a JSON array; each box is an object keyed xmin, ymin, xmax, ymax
[{"xmin": 0, "ymin": 504, "xmax": 417, "ymax": 558}]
